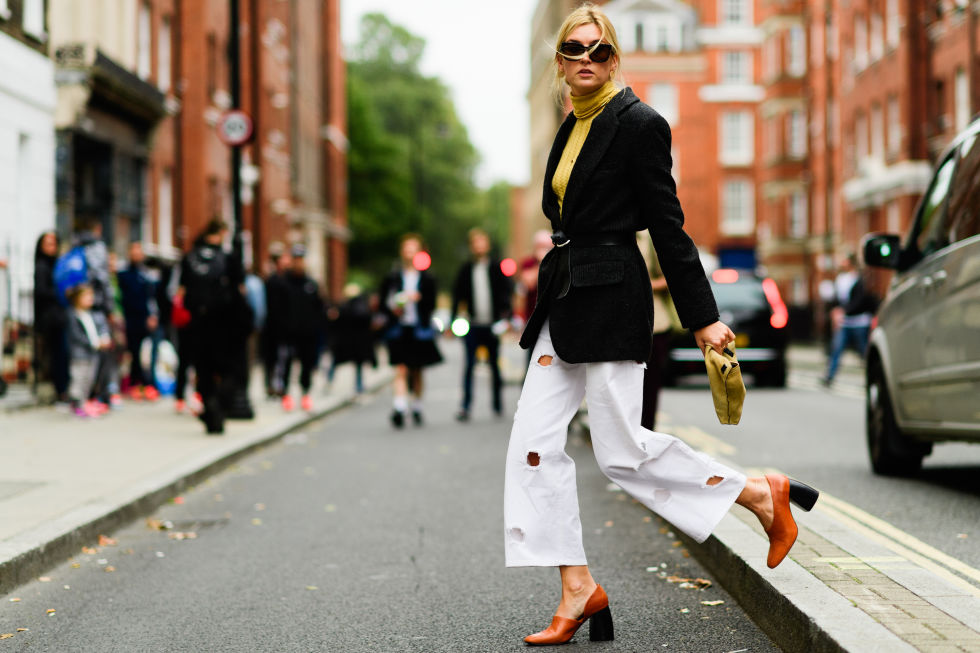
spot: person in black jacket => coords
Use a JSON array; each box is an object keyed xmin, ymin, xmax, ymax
[
  {"xmin": 179, "ymin": 219, "xmax": 246, "ymax": 434},
  {"xmin": 378, "ymin": 233, "xmax": 442, "ymax": 428},
  {"xmin": 276, "ymin": 245, "xmax": 324, "ymax": 412},
  {"xmin": 822, "ymin": 253, "xmax": 878, "ymax": 386},
  {"xmin": 117, "ymin": 241, "xmax": 160, "ymax": 400},
  {"xmin": 33, "ymin": 231, "xmax": 69, "ymax": 401},
  {"xmin": 262, "ymin": 248, "xmax": 292, "ymax": 398},
  {"xmin": 450, "ymin": 228, "xmax": 512, "ymax": 421},
  {"xmin": 507, "ymin": 6, "xmax": 819, "ymax": 646}
]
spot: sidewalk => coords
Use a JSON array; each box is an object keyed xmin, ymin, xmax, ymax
[{"xmin": 0, "ymin": 362, "xmax": 392, "ymax": 596}]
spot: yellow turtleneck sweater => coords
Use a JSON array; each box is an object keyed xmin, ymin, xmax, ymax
[{"xmin": 551, "ymin": 81, "xmax": 620, "ymax": 215}]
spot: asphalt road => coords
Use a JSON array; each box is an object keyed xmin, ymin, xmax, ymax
[{"xmin": 0, "ymin": 343, "xmax": 779, "ymax": 653}]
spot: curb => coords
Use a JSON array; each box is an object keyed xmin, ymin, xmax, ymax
[{"xmin": 0, "ymin": 374, "xmax": 392, "ymax": 597}]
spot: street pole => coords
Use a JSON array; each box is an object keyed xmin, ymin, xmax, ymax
[{"xmin": 225, "ymin": 0, "xmax": 254, "ymax": 419}]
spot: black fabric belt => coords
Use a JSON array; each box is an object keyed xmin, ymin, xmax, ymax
[{"xmin": 551, "ymin": 231, "xmax": 636, "ymax": 248}]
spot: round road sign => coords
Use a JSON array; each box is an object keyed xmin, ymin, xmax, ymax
[{"xmin": 217, "ymin": 110, "xmax": 254, "ymax": 146}]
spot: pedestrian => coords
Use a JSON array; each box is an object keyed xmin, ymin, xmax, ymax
[
  {"xmin": 71, "ymin": 216, "xmax": 113, "ymax": 317},
  {"xmin": 822, "ymin": 253, "xmax": 878, "ymax": 387},
  {"xmin": 276, "ymin": 244, "xmax": 324, "ymax": 412},
  {"xmin": 179, "ymin": 219, "xmax": 243, "ymax": 434},
  {"xmin": 327, "ymin": 282, "xmax": 378, "ymax": 396},
  {"xmin": 263, "ymin": 248, "xmax": 292, "ymax": 398},
  {"xmin": 379, "ymin": 233, "xmax": 442, "ymax": 428},
  {"xmin": 33, "ymin": 231, "xmax": 70, "ymax": 403},
  {"xmin": 506, "ymin": 5, "xmax": 819, "ymax": 645},
  {"xmin": 117, "ymin": 241, "xmax": 161, "ymax": 401},
  {"xmin": 639, "ymin": 235, "xmax": 680, "ymax": 431},
  {"xmin": 450, "ymin": 228, "xmax": 513, "ymax": 421},
  {"xmin": 66, "ymin": 284, "xmax": 111, "ymax": 417}
]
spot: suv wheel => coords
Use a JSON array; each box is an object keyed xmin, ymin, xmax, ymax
[{"xmin": 866, "ymin": 359, "xmax": 929, "ymax": 476}]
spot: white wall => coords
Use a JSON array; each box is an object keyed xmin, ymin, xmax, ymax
[{"xmin": 0, "ymin": 31, "xmax": 56, "ymax": 324}]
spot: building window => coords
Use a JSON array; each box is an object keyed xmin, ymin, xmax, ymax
[
  {"xmin": 158, "ymin": 16, "xmax": 172, "ymax": 92},
  {"xmin": 870, "ymin": 13, "xmax": 883, "ymax": 61},
  {"xmin": 0, "ymin": 0, "xmax": 10, "ymax": 20},
  {"xmin": 886, "ymin": 0, "xmax": 900, "ymax": 48},
  {"xmin": 207, "ymin": 33, "xmax": 218, "ymax": 99},
  {"xmin": 789, "ymin": 192, "xmax": 808, "ymax": 238},
  {"xmin": 887, "ymin": 96, "xmax": 901, "ymax": 157},
  {"xmin": 722, "ymin": 51, "xmax": 751, "ymax": 84},
  {"xmin": 763, "ymin": 36, "xmax": 779, "ymax": 79},
  {"xmin": 655, "ymin": 24, "xmax": 669, "ymax": 52},
  {"xmin": 647, "ymin": 82, "xmax": 678, "ymax": 126},
  {"xmin": 22, "ymin": 0, "xmax": 45, "ymax": 38},
  {"xmin": 855, "ymin": 111, "xmax": 868, "ymax": 171},
  {"xmin": 788, "ymin": 110, "xmax": 807, "ymax": 158},
  {"xmin": 635, "ymin": 22, "xmax": 644, "ymax": 52},
  {"xmin": 787, "ymin": 26, "xmax": 806, "ymax": 76},
  {"xmin": 720, "ymin": 0, "xmax": 750, "ymax": 25},
  {"xmin": 955, "ymin": 67, "xmax": 970, "ymax": 132},
  {"xmin": 137, "ymin": 1, "xmax": 152, "ymax": 80},
  {"xmin": 871, "ymin": 103, "xmax": 884, "ymax": 162},
  {"xmin": 854, "ymin": 15, "xmax": 867, "ymax": 71},
  {"xmin": 720, "ymin": 111, "xmax": 754, "ymax": 166},
  {"xmin": 158, "ymin": 169, "xmax": 173, "ymax": 249},
  {"xmin": 721, "ymin": 179, "xmax": 755, "ymax": 235}
]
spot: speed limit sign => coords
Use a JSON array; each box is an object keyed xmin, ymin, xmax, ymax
[{"xmin": 217, "ymin": 109, "xmax": 254, "ymax": 146}]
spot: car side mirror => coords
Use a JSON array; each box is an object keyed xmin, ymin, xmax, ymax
[{"xmin": 862, "ymin": 233, "xmax": 901, "ymax": 269}]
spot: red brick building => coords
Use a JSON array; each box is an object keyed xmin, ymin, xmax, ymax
[{"xmin": 51, "ymin": 0, "xmax": 348, "ymax": 298}]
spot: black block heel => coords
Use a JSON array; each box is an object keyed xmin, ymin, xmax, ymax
[
  {"xmin": 589, "ymin": 606, "xmax": 614, "ymax": 641},
  {"xmin": 788, "ymin": 479, "xmax": 819, "ymax": 511}
]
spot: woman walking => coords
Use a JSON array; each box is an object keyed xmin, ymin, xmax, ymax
[
  {"xmin": 378, "ymin": 234, "xmax": 442, "ymax": 428},
  {"xmin": 505, "ymin": 4, "xmax": 818, "ymax": 646},
  {"xmin": 33, "ymin": 231, "xmax": 69, "ymax": 402}
]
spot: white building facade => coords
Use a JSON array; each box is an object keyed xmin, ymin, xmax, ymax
[{"xmin": 0, "ymin": 1, "xmax": 56, "ymax": 325}]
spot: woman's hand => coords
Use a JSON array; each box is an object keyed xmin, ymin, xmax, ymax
[{"xmin": 693, "ymin": 321, "xmax": 736, "ymax": 354}]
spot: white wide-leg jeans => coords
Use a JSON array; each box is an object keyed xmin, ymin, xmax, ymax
[{"xmin": 504, "ymin": 320, "xmax": 747, "ymax": 567}]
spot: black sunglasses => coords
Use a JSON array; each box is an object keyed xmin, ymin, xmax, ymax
[{"xmin": 558, "ymin": 40, "xmax": 615, "ymax": 63}]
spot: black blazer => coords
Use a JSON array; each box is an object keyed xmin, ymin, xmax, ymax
[
  {"xmin": 379, "ymin": 267, "xmax": 438, "ymax": 329},
  {"xmin": 450, "ymin": 259, "xmax": 513, "ymax": 325},
  {"xmin": 519, "ymin": 87, "xmax": 718, "ymax": 364}
]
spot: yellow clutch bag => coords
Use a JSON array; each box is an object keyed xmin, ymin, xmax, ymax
[{"xmin": 704, "ymin": 343, "xmax": 745, "ymax": 425}]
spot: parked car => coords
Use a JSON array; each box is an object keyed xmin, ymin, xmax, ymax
[
  {"xmin": 862, "ymin": 117, "xmax": 980, "ymax": 475},
  {"xmin": 666, "ymin": 268, "xmax": 790, "ymax": 387}
]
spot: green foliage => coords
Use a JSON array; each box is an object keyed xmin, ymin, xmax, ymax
[{"xmin": 346, "ymin": 13, "xmax": 512, "ymax": 290}]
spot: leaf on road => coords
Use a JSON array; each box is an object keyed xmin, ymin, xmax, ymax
[
  {"xmin": 679, "ymin": 608, "xmax": 690, "ymax": 613},
  {"xmin": 172, "ymin": 496, "xmax": 185, "ymax": 505},
  {"xmin": 700, "ymin": 600, "xmax": 725, "ymax": 606},
  {"xmin": 97, "ymin": 559, "xmax": 108, "ymax": 565},
  {"xmin": 38, "ymin": 577, "xmax": 51, "ymax": 582},
  {"xmin": 98, "ymin": 535, "xmax": 117, "ymax": 547},
  {"xmin": 104, "ymin": 566, "xmax": 116, "ymax": 573},
  {"xmin": 16, "ymin": 628, "xmax": 27, "ymax": 632},
  {"xmin": 957, "ymin": 533, "xmax": 968, "ymax": 539},
  {"xmin": 643, "ymin": 516, "xmax": 652, "ymax": 523},
  {"xmin": 46, "ymin": 609, "xmax": 56, "ymax": 614},
  {"xmin": 305, "ymin": 586, "xmax": 318, "ymax": 591},
  {"xmin": 672, "ymin": 541, "xmax": 683, "ymax": 548},
  {"xmin": 81, "ymin": 546, "xmax": 98, "ymax": 555},
  {"xmin": 214, "ymin": 494, "xmax": 224, "ymax": 502},
  {"xmin": 604, "ymin": 521, "xmax": 614, "ymax": 528},
  {"xmin": 8, "ymin": 598, "xmax": 20, "ymax": 602},
  {"xmin": 0, "ymin": 634, "xmax": 13, "ymax": 639},
  {"xmin": 155, "ymin": 552, "xmax": 166, "ymax": 558},
  {"xmin": 324, "ymin": 504, "xmax": 337, "ymax": 513},
  {"xmin": 251, "ymin": 518, "xmax": 262, "ymax": 526},
  {"xmin": 254, "ymin": 503, "xmax": 266, "ymax": 511},
  {"xmin": 167, "ymin": 532, "xmax": 198, "ymax": 541}
]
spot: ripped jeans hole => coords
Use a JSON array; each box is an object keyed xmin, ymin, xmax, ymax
[
  {"xmin": 526, "ymin": 451, "xmax": 540, "ymax": 467},
  {"xmin": 536, "ymin": 355, "xmax": 554, "ymax": 367},
  {"xmin": 507, "ymin": 526, "xmax": 526, "ymax": 543}
]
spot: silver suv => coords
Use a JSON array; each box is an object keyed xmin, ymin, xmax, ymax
[{"xmin": 862, "ymin": 117, "xmax": 980, "ymax": 475}]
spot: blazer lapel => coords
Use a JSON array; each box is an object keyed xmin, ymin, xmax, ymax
[
  {"xmin": 542, "ymin": 113, "xmax": 576, "ymax": 226},
  {"xmin": 559, "ymin": 90, "xmax": 632, "ymax": 230}
]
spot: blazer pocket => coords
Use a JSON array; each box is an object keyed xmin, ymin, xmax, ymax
[{"xmin": 571, "ymin": 261, "xmax": 625, "ymax": 288}]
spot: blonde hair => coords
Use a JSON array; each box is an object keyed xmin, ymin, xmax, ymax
[{"xmin": 551, "ymin": 2, "xmax": 623, "ymax": 106}]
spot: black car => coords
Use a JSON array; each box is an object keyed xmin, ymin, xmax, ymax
[{"xmin": 665, "ymin": 269, "xmax": 790, "ymax": 387}]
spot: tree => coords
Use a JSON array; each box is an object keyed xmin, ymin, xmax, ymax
[{"xmin": 346, "ymin": 14, "xmax": 493, "ymax": 289}]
